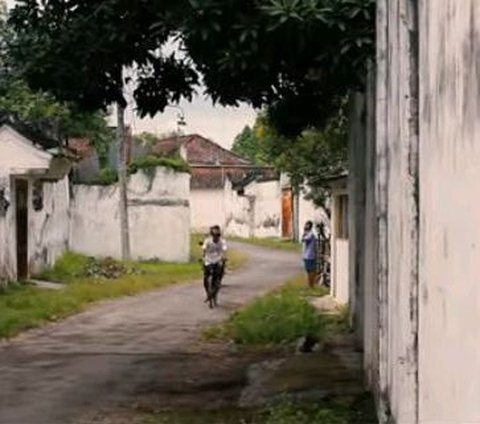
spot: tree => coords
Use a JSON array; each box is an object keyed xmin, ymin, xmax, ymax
[
  {"xmin": 8, "ymin": 0, "xmax": 374, "ymax": 136},
  {"xmin": 231, "ymin": 125, "xmax": 267, "ymax": 164},
  {"xmin": 1, "ymin": 8, "xmax": 114, "ymax": 157},
  {"xmin": 181, "ymin": 0, "xmax": 375, "ymax": 136},
  {"xmin": 232, "ymin": 103, "xmax": 348, "ymax": 207}
]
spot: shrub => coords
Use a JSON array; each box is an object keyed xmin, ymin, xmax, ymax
[
  {"xmin": 226, "ymin": 284, "xmax": 323, "ymax": 345},
  {"xmin": 129, "ymin": 155, "xmax": 190, "ymax": 174},
  {"xmin": 97, "ymin": 166, "xmax": 119, "ymax": 185}
]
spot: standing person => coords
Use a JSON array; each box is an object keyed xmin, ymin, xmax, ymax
[
  {"xmin": 202, "ymin": 225, "xmax": 227, "ymax": 301},
  {"xmin": 302, "ymin": 220, "xmax": 318, "ymax": 288}
]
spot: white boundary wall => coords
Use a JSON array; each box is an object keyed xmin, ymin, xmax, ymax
[{"xmin": 70, "ymin": 168, "xmax": 190, "ymax": 263}]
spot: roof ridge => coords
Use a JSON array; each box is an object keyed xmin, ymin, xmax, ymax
[
  {"xmin": 189, "ymin": 134, "xmax": 253, "ymax": 164},
  {"xmin": 154, "ymin": 133, "xmax": 252, "ymax": 164}
]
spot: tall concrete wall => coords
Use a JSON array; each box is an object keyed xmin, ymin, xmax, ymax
[
  {"xmin": 0, "ymin": 174, "xmax": 17, "ymax": 281},
  {"xmin": 0, "ymin": 176, "xmax": 70, "ymax": 281},
  {"xmin": 248, "ymin": 180, "xmax": 282, "ymax": 238},
  {"xmin": 224, "ymin": 179, "xmax": 282, "ymax": 238},
  {"xmin": 348, "ymin": 92, "xmax": 367, "ymax": 342},
  {"xmin": 418, "ymin": 2, "xmax": 480, "ymax": 422},
  {"xmin": 190, "ymin": 189, "xmax": 226, "ymax": 233},
  {"xmin": 29, "ymin": 178, "xmax": 70, "ymax": 275},
  {"xmin": 362, "ymin": 0, "xmax": 420, "ymax": 422},
  {"xmin": 362, "ymin": 1, "xmax": 480, "ymax": 422},
  {"xmin": 70, "ymin": 168, "xmax": 190, "ymax": 263}
]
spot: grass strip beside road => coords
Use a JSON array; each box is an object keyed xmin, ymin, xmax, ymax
[
  {"xmin": 204, "ymin": 275, "xmax": 348, "ymax": 346},
  {"xmin": 0, "ymin": 261, "xmax": 200, "ymax": 339},
  {"xmin": 228, "ymin": 236, "xmax": 301, "ymax": 252},
  {"xmin": 0, "ymin": 237, "xmax": 249, "ymax": 339}
]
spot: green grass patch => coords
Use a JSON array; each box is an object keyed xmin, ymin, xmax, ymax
[
  {"xmin": 37, "ymin": 251, "xmax": 90, "ymax": 283},
  {"xmin": 143, "ymin": 394, "xmax": 376, "ymax": 424},
  {"xmin": 0, "ymin": 261, "xmax": 200, "ymax": 339},
  {"xmin": 97, "ymin": 166, "xmax": 119, "ymax": 185},
  {"xmin": 228, "ymin": 236, "xmax": 301, "ymax": 252},
  {"xmin": 203, "ymin": 275, "xmax": 341, "ymax": 346}
]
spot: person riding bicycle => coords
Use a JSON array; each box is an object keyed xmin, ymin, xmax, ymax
[{"xmin": 202, "ymin": 225, "xmax": 227, "ymax": 300}]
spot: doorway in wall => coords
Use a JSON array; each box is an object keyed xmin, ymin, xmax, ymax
[
  {"xmin": 281, "ymin": 188, "xmax": 293, "ymax": 238},
  {"xmin": 15, "ymin": 179, "xmax": 29, "ymax": 280}
]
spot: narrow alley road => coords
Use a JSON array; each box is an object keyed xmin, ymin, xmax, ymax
[{"xmin": 0, "ymin": 242, "xmax": 301, "ymax": 424}]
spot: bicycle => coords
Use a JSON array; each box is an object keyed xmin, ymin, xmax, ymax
[{"xmin": 204, "ymin": 262, "xmax": 221, "ymax": 308}]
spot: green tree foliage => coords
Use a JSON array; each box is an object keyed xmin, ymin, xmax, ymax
[
  {"xmin": 233, "ymin": 103, "xmax": 348, "ymax": 206},
  {"xmin": 8, "ymin": 0, "xmax": 374, "ymax": 137},
  {"xmin": 231, "ymin": 125, "xmax": 268, "ymax": 164},
  {"xmin": 8, "ymin": 1, "xmax": 198, "ymax": 113},
  {"xmin": 181, "ymin": 0, "xmax": 375, "ymax": 136},
  {"xmin": 1, "ymin": 9, "xmax": 113, "ymax": 155}
]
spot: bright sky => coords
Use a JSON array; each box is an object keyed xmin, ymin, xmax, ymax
[
  {"xmin": 124, "ymin": 97, "xmax": 256, "ymax": 149},
  {"xmin": 5, "ymin": 0, "xmax": 256, "ymax": 149}
]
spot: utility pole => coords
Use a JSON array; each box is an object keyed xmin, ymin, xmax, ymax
[{"xmin": 117, "ymin": 101, "xmax": 131, "ymax": 261}]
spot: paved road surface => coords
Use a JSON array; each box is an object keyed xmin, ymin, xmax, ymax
[{"xmin": 0, "ymin": 242, "xmax": 300, "ymax": 424}]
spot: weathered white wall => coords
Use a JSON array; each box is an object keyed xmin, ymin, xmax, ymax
[
  {"xmin": 246, "ymin": 180, "xmax": 281, "ymax": 238},
  {"xmin": 418, "ymin": 2, "xmax": 480, "ymax": 422},
  {"xmin": 70, "ymin": 184, "xmax": 120, "ymax": 258},
  {"xmin": 363, "ymin": 0, "xmax": 420, "ymax": 422},
  {"xmin": 0, "ymin": 176, "xmax": 70, "ymax": 281},
  {"xmin": 0, "ymin": 126, "xmax": 70, "ymax": 281},
  {"xmin": 361, "ymin": 1, "xmax": 480, "ymax": 423},
  {"xmin": 29, "ymin": 178, "xmax": 70, "ymax": 275},
  {"xmin": 329, "ymin": 180, "xmax": 349, "ymax": 306},
  {"xmin": 348, "ymin": 92, "xmax": 367, "ymax": 343},
  {"xmin": 332, "ymin": 239, "xmax": 349, "ymax": 304},
  {"xmin": 224, "ymin": 178, "xmax": 251, "ymax": 238},
  {"xmin": 190, "ymin": 189, "xmax": 225, "ymax": 233},
  {"xmin": 224, "ymin": 179, "xmax": 282, "ymax": 238},
  {"xmin": 0, "ymin": 174, "xmax": 16, "ymax": 281},
  {"xmin": 70, "ymin": 168, "xmax": 190, "ymax": 262}
]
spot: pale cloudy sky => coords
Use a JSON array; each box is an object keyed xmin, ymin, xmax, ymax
[
  {"xmin": 5, "ymin": 0, "xmax": 256, "ymax": 149},
  {"xmin": 124, "ymin": 97, "xmax": 256, "ymax": 149}
]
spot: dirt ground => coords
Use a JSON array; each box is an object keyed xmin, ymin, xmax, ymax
[
  {"xmin": 76, "ymin": 342, "xmax": 279, "ymax": 424},
  {"xmin": 0, "ymin": 243, "xmax": 301, "ymax": 424}
]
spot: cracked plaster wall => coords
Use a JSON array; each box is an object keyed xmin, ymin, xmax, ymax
[
  {"xmin": 70, "ymin": 168, "xmax": 190, "ymax": 263},
  {"xmin": 359, "ymin": 1, "xmax": 480, "ymax": 423}
]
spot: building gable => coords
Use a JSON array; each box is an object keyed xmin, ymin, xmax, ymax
[
  {"xmin": 153, "ymin": 134, "xmax": 252, "ymax": 166},
  {"xmin": 0, "ymin": 125, "xmax": 52, "ymax": 173}
]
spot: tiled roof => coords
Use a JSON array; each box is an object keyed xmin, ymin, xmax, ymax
[
  {"xmin": 152, "ymin": 134, "xmax": 252, "ymax": 166},
  {"xmin": 192, "ymin": 166, "xmax": 278, "ymax": 189},
  {"xmin": 151, "ymin": 133, "xmax": 277, "ymax": 189}
]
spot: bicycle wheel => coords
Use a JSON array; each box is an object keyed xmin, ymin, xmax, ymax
[{"xmin": 207, "ymin": 273, "xmax": 215, "ymax": 308}]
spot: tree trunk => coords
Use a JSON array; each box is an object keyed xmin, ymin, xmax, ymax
[{"xmin": 117, "ymin": 102, "xmax": 130, "ymax": 261}]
